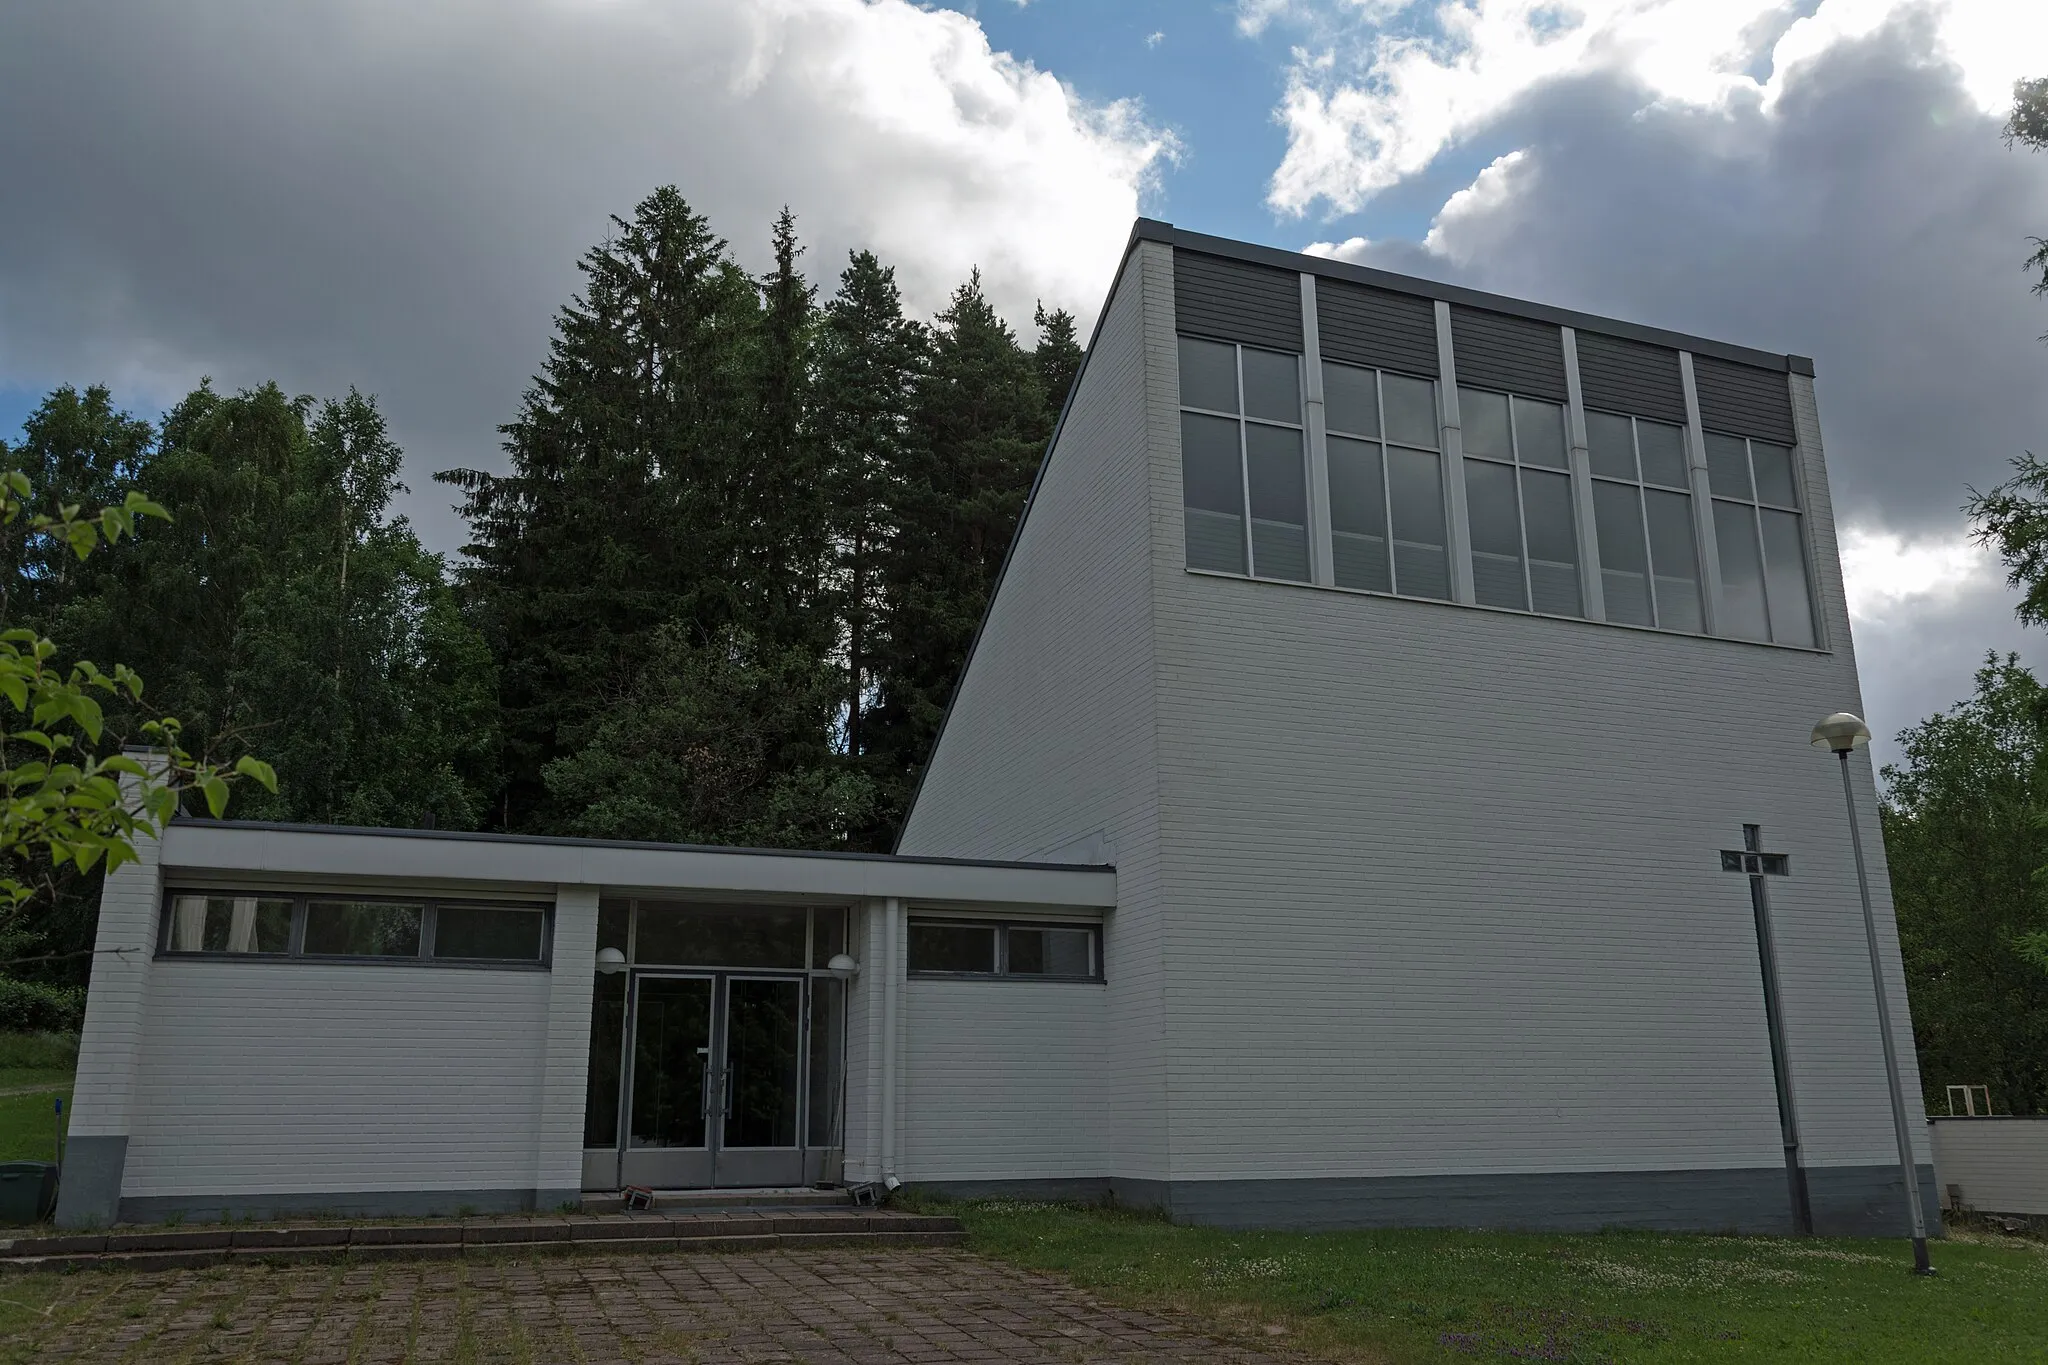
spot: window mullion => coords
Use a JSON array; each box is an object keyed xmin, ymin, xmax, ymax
[
  {"xmin": 1300, "ymin": 273, "xmax": 1335, "ymax": 587},
  {"xmin": 1678, "ymin": 351, "xmax": 1725, "ymax": 635},
  {"xmin": 1628, "ymin": 421, "xmax": 1659, "ymax": 628},
  {"xmin": 1508, "ymin": 411, "xmax": 1536, "ymax": 611},
  {"xmin": 1433, "ymin": 300, "xmax": 1477, "ymax": 605},
  {"xmin": 1236, "ymin": 347, "xmax": 1254, "ymax": 578},
  {"xmin": 1747, "ymin": 439, "xmax": 1777, "ymax": 642},
  {"xmin": 1560, "ymin": 326, "xmax": 1607, "ymax": 621},
  {"xmin": 1377, "ymin": 374, "xmax": 1398, "ymax": 593}
]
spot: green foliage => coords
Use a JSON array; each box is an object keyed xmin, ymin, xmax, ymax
[
  {"xmin": 816, "ymin": 249, "xmax": 927, "ymax": 790},
  {"xmin": 860, "ymin": 270, "xmax": 1050, "ymax": 835},
  {"xmin": 0, "ymin": 980, "xmax": 84, "ymax": 1034},
  {"xmin": 444, "ymin": 187, "xmax": 789, "ymax": 832},
  {"xmin": 2006, "ymin": 76, "xmax": 2048, "ymax": 301},
  {"xmin": 1032, "ymin": 301, "xmax": 1084, "ymax": 420},
  {"xmin": 50, "ymin": 382, "xmax": 498, "ymax": 831},
  {"xmin": 1966, "ymin": 451, "xmax": 2048, "ymax": 626},
  {"xmin": 0, "ymin": 1030, "xmax": 78, "ymax": 1071},
  {"xmin": 1881, "ymin": 655, "xmax": 2048, "ymax": 1113},
  {"xmin": 544, "ymin": 622, "xmax": 873, "ymax": 848},
  {"xmin": 0, "ymin": 465, "xmax": 276, "ymax": 912}
]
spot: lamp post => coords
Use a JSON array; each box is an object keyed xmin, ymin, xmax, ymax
[{"xmin": 1811, "ymin": 711, "xmax": 1932, "ymax": 1274}]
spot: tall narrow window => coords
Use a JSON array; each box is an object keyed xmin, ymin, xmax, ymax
[
  {"xmin": 1707, "ymin": 432, "xmax": 1817, "ymax": 646},
  {"xmin": 1178, "ymin": 336, "xmax": 1308, "ymax": 582},
  {"xmin": 1322, "ymin": 360, "xmax": 1449, "ymax": 600},
  {"xmin": 1586, "ymin": 410, "xmax": 1703, "ymax": 632},
  {"xmin": 1459, "ymin": 388, "xmax": 1581, "ymax": 617}
]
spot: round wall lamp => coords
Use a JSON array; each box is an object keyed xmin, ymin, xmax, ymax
[
  {"xmin": 595, "ymin": 947, "xmax": 627, "ymax": 974},
  {"xmin": 826, "ymin": 952, "xmax": 860, "ymax": 981}
]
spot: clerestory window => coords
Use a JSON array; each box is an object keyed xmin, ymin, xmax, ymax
[
  {"xmin": 1178, "ymin": 336, "xmax": 1310, "ymax": 583},
  {"xmin": 1585, "ymin": 410, "xmax": 1705, "ymax": 633},
  {"xmin": 1458, "ymin": 387, "xmax": 1581, "ymax": 617},
  {"xmin": 1322, "ymin": 360, "xmax": 1451, "ymax": 600},
  {"xmin": 1705, "ymin": 433, "xmax": 1817, "ymax": 647}
]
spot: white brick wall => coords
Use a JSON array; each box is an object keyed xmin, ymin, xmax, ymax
[
  {"xmin": 902, "ymin": 243, "xmax": 1925, "ymax": 1194},
  {"xmin": 1143, "ymin": 361, "xmax": 1923, "ymax": 1181},
  {"xmin": 1930, "ymin": 1119, "xmax": 2048, "ymax": 1215},
  {"xmin": 124, "ymin": 962, "xmax": 549, "ymax": 1197},
  {"xmin": 534, "ymin": 886, "xmax": 598, "ymax": 1197},
  {"xmin": 900, "ymin": 239, "xmax": 1177, "ymax": 1182},
  {"xmin": 68, "ymin": 785, "xmax": 166, "ymax": 1139},
  {"xmin": 901, "ymin": 979, "xmax": 1107, "ymax": 1180}
]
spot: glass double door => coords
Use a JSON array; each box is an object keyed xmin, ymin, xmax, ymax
[{"xmin": 622, "ymin": 972, "xmax": 807, "ymax": 1188}]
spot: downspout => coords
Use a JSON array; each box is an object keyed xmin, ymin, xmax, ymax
[{"xmin": 880, "ymin": 896, "xmax": 902, "ymax": 1183}]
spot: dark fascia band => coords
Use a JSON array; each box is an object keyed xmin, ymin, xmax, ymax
[{"xmin": 1129, "ymin": 218, "xmax": 1816, "ymax": 377}]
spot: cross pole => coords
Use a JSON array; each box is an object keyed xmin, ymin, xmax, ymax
[{"xmin": 1720, "ymin": 824, "xmax": 1812, "ymax": 1236}]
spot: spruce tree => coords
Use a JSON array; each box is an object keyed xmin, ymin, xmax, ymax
[
  {"xmin": 864, "ymin": 271, "xmax": 1044, "ymax": 841},
  {"xmin": 446, "ymin": 190, "xmax": 863, "ymax": 845},
  {"xmin": 1032, "ymin": 302, "xmax": 1084, "ymax": 431},
  {"xmin": 442, "ymin": 187, "xmax": 762, "ymax": 829},
  {"xmin": 747, "ymin": 208, "xmax": 831, "ymax": 655},
  {"xmin": 815, "ymin": 251, "xmax": 926, "ymax": 786}
]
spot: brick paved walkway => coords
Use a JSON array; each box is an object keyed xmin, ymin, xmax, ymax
[{"xmin": 1, "ymin": 1247, "xmax": 1299, "ymax": 1363}]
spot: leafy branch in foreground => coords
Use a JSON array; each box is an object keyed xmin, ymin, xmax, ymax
[{"xmin": 0, "ymin": 469, "xmax": 274, "ymax": 909}]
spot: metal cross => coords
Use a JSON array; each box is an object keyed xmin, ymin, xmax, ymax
[{"xmin": 1721, "ymin": 823, "xmax": 1811, "ymax": 1234}]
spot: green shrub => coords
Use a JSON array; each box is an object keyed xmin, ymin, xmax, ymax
[{"xmin": 0, "ymin": 980, "xmax": 85, "ymax": 1036}]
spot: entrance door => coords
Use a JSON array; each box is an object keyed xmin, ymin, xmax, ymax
[
  {"xmin": 619, "ymin": 973, "xmax": 807, "ymax": 1188},
  {"xmin": 621, "ymin": 974, "xmax": 714, "ymax": 1188},
  {"xmin": 714, "ymin": 976, "xmax": 805, "ymax": 1186}
]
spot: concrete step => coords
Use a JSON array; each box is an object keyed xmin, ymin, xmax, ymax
[
  {"xmin": 580, "ymin": 1186, "xmax": 854, "ymax": 1215},
  {"xmin": 0, "ymin": 1209, "xmax": 962, "ymax": 1273}
]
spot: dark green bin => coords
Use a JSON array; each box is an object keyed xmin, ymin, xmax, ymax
[{"xmin": 0, "ymin": 1162, "xmax": 58, "ymax": 1224}]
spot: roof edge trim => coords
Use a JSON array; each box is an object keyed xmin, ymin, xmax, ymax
[{"xmin": 172, "ymin": 818, "xmax": 1113, "ymax": 874}]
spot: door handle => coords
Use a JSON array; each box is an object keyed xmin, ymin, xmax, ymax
[{"xmin": 723, "ymin": 1066, "xmax": 734, "ymax": 1119}]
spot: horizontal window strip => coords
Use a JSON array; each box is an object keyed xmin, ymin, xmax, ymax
[{"xmin": 159, "ymin": 890, "xmax": 552, "ymax": 967}]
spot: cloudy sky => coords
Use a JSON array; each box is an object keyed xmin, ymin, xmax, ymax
[{"xmin": 2, "ymin": 0, "xmax": 2045, "ymax": 764}]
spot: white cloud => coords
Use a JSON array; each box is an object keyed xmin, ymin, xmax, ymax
[
  {"xmin": 1419, "ymin": 148, "xmax": 1528, "ymax": 253},
  {"xmin": 1298, "ymin": 9, "xmax": 2048, "ymax": 749},
  {"xmin": 1266, "ymin": 0, "xmax": 2048, "ymax": 215},
  {"xmin": 0, "ymin": 0, "xmax": 1174, "ymax": 551},
  {"xmin": 1237, "ymin": 0, "xmax": 1303, "ymax": 36},
  {"xmin": 1839, "ymin": 525, "xmax": 1996, "ymax": 623},
  {"xmin": 1303, "ymin": 235, "xmax": 1374, "ymax": 260},
  {"xmin": 1146, "ymin": 30, "xmax": 1165, "ymax": 48}
]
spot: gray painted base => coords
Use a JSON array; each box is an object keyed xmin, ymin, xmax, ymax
[
  {"xmin": 52, "ymin": 1135, "xmax": 127, "ymax": 1230},
  {"xmin": 918, "ymin": 1164, "xmax": 1941, "ymax": 1237},
  {"xmin": 117, "ymin": 1187, "xmax": 575, "ymax": 1225}
]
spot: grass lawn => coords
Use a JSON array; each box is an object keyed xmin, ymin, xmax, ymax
[
  {"xmin": 0, "ymin": 1034, "xmax": 72, "ymax": 1168},
  {"xmin": 0, "ymin": 1085, "xmax": 68, "ymax": 1165},
  {"xmin": 935, "ymin": 1198, "xmax": 2048, "ymax": 1363}
]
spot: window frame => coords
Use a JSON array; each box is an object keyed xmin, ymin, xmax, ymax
[
  {"xmin": 1177, "ymin": 336, "xmax": 1310, "ymax": 583},
  {"xmin": 1584, "ymin": 408, "xmax": 1705, "ymax": 633},
  {"xmin": 1174, "ymin": 302, "xmax": 1831, "ymax": 655},
  {"xmin": 1704, "ymin": 430, "xmax": 1820, "ymax": 647},
  {"xmin": 1455, "ymin": 385, "xmax": 1583, "ymax": 617},
  {"xmin": 905, "ymin": 917, "xmax": 1103, "ymax": 983},
  {"xmin": 157, "ymin": 888, "xmax": 554, "ymax": 970},
  {"xmin": 1321, "ymin": 358, "xmax": 1450, "ymax": 601}
]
